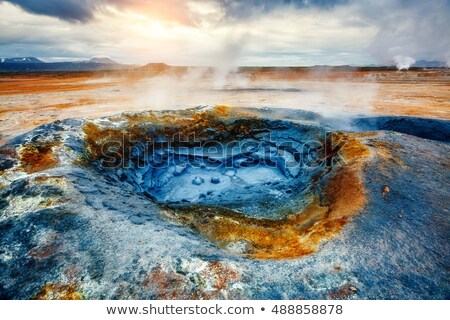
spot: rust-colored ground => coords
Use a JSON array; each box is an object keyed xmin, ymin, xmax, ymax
[
  {"xmin": 33, "ymin": 283, "xmax": 83, "ymax": 300},
  {"xmin": 18, "ymin": 142, "xmax": 60, "ymax": 173},
  {"xmin": 0, "ymin": 68, "xmax": 449, "ymax": 145}
]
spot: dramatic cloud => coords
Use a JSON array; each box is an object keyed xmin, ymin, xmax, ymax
[
  {"xmin": 1, "ymin": 0, "xmax": 98, "ymax": 22},
  {"xmin": 2, "ymin": 0, "xmax": 348, "ymax": 23},
  {"xmin": 0, "ymin": 0, "xmax": 449, "ymax": 66}
]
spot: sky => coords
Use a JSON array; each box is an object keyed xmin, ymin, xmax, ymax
[{"xmin": 0, "ymin": 0, "xmax": 449, "ymax": 66}]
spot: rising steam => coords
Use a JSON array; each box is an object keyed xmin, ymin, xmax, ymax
[{"xmin": 394, "ymin": 55, "xmax": 416, "ymax": 70}]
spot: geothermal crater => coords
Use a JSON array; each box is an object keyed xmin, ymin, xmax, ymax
[
  {"xmin": 83, "ymin": 106, "xmax": 364, "ymax": 258},
  {"xmin": 105, "ymin": 119, "xmax": 326, "ymax": 219}
]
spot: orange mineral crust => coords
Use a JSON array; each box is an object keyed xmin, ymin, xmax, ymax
[
  {"xmin": 18, "ymin": 142, "xmax": 60, "ymax": 173},
  {"xmin": 33, "ymin": 283, "xmax": 83, "ymax": 300}
]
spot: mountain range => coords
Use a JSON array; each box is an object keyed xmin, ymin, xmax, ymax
[
  {"xmin": 0, "ymin": 57, "xmax": 447, "ymax": 72},
  {"xmin": 0, "ymin": 57, "xmax": 44, "ymax": 64},
  {"xmin": 0, "ymin": 56, "xmax": 128, "ymax": 72}
]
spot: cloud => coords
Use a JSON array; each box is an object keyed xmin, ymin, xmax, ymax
[
  {"xmin": 1, "ymin": 0, "xmax": 348, "ymax": 23},
  {"xmin": 0, "ymin": 0, "xmax": 449, "ymax": 66},
  {"xmin": 357, "ymin": 0, "xmax": 450, "ymax": 66},
  {"xmin": 1, "ymin": 0, "xmax": 99, "ymax": 22},
  {"xmin": 0, "ymin": 1, "xmax": 373, "ymax": 65},
  {"xmin": 215, "ymin": 0, "xmax": 348, "ymax": 20}
]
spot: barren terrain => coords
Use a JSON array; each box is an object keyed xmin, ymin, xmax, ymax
[{"xmin": 1, "ymin": 68, "xmax": 449, "ymax": 145}]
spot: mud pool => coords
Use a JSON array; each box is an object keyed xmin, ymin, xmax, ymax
[{"xmin": 111, "ymin": 118, "xmax": 328, "ymax": 219}]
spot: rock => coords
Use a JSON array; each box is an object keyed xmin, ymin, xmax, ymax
[
  {"xmin": 226, "ymin": 240, "xmax": 250, "ymax": 254},
  {"xmin": 129, "ymin": 215, "xmax": 146, "ymax": 225},
  {"xmin": 192, "ymin": 176, "xmax": 204, "ymax": 185},
  {"xmin": 174, "ymin": 164, "xmax": 187, "ymax": 176},
  {"xmin": 225, "ymin": 169, "xmax": 236, "ymax": 176},
  {"xmin": 210, "ymin": 177, "xmax": 221, "ymax": 184},
  {"xmin": 381, "ymin": 185, "xmax": 390, "ymax": 200}
]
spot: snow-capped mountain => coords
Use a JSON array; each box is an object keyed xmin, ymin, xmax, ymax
[{"xmin": 0, "ymin": 57, "xmax": 44, "ymax": 63}]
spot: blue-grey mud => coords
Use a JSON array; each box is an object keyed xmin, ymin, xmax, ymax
[{"xmin": 0, "ymin": 106, "xmax": 448, "ymax": 299}]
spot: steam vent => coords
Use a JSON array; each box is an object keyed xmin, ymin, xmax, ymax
[{"xmin": 0, "ymin": 106, "xmax": 449, "ymax": 299}]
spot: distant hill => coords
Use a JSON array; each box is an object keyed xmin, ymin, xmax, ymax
[
  {"xmin": 0, "ymin": 56, "xmax": 131, "ymax": 72},
  {"xmin": 0, "ymin": 57, "xmax": 44, "ymax": 64},
  {"xmin": 139, "ymin": 63, "xmax": 171, "ymax": 72},
  {"xmin": 413, "ymin": 60, "xmax": 448, "ymax": 68},
  {"xmin": 83, "ymin": 57, "xmax": 118, "ymax": 64},
  {"xmin": 138, "ymin": 63, "xmax": 189, "ymax": 76}
]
